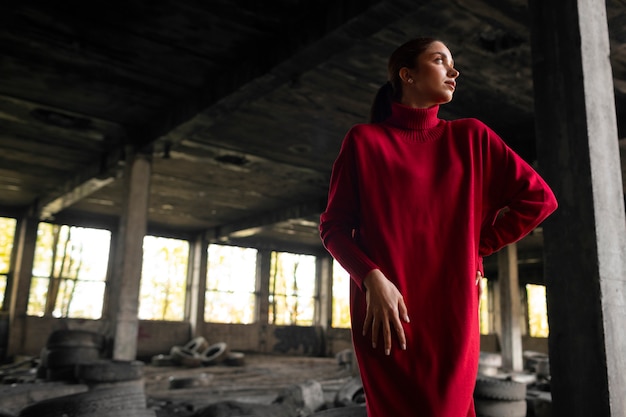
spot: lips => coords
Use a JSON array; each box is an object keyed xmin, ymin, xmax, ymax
[{"xmin": 445, "ymin": 80, "xmax": 456, "ymax": 89}]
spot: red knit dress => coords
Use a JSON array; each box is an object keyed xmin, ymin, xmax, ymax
[{"xmin": 319, "ymin": 102, "xmax": 557, "ymax": 417}]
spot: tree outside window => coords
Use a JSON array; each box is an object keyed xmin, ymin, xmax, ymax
[
  {"xmin": 205, "ymin": 244, "xmax": 257, "ymax": 324},
  {"xmin": 479, "ymin": 277, "xmax": 490, "ymax": 334},
  {"xmin": 269, "ymin": 252, "xmax": 316, "ymax": 325},
  {"xmin": 526, "ymin": 284, "xmax": 549, "ymax": 337},
  {"xmin": 139, "ymin": 236, "xmax": 189, "ymax": 321},
  {"xmin": 331, "ymin": 261, "xmax": 350, "ymax": 328},
  {"xmin": 28, "ymin": 223, "xmax": 109, "ymax": 319},
  {"xmin": 0, "ymin": 217, "xmax": 17, "ymax": 309}
]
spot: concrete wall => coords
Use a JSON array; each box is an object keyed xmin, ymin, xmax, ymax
[
  {"xmin": 479, "ymin": 333, "xmax": 548, "ymax": 354},
  {"xmin": 5, "ymin": 316, "xmax": 354, "ymax": 360},
  {"xmin": 5, "ymin": 315, "xmax": 547, "ymax": 360}
]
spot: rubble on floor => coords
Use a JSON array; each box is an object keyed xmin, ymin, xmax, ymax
[{"xmin": 0, "ymin": 330, "xmax": 552, "ymax": 417}]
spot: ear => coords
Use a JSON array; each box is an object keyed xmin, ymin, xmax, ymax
[{"xmin": 398, "ymin": 67, "xmax": 414, "ymax": 84}]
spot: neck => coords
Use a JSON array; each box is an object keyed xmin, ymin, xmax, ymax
[{"xmin": 400, "ymin": 98, "xmax": 438, "ymax": 109}]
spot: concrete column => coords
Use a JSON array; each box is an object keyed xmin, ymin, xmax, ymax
[
  {"xmin": 314, "ymin": 255, "xmax": 333, "ymax": 329},
  {"xmin": 255, "ymin": 249, "xmax": 271, "ymax": 324},
  {"xmin": 108, "ymin": 151, "xmax": 151, "ymax": 360},
  {"xmin": 187, "ymin": 234, "xmax": 208, "ymax": 337},
  {"xmin": 529, "ymin": 1, "xmax": 626, "ymax": 415},
  {"xmin": 497, "ymin": 243, "xmax": 523, "ymax": 371},
  {"xmin": 6, "ymin": 214, "xmax": 38, "ymax": 356}
]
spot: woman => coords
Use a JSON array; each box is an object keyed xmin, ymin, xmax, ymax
[{"xmin": 319, "ymin": 38, "xmax": 557, "ymax": 416}]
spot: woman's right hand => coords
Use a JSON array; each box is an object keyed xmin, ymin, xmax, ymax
[{"xmin": 362, "ymin": 269, "xmax": 410, "ymax": 355}]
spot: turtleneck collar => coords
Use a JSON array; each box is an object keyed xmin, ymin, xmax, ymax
[{"xmin": 385, "ymin": 102, "xmax": 441, "ymax": 130}]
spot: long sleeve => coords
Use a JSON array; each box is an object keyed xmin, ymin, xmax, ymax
[
  {"xmin": 318, "ymin": 103, "xmax": 557, "ymax": 417},
  {"xmin": 478, "ymin": 125, "xmax": 558, "ymax": 257},
  {"xmin": 319, "ymin": 129, "xmax": 379, "ymax": 290}
]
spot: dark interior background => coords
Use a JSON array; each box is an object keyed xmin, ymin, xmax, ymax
[{"xmin": 1, "ymin": 0, "xmax": 625, "ymax": 264}]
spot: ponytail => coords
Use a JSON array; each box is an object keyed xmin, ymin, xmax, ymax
[
  {"xmin": 369, "ymin": 37, "xmax": 439, "ymax": 123},
  {"xmin": 369, "ymin": 81, "xmax": 394, "ymax": 123}
]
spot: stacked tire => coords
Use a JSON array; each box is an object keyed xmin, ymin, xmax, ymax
[
  {"xmin": 478, "ymin": 351, "xmax": 502, "ymax": 376},
  {"xmin": 165, "ymin": 336, "xmax": 236, "ymax": 367},
  {"xmin": 474, "ymin": 375, "xmax": 527, "ymax": 417},
  {"xmin": 20, "ymin": 360, "xmax": 154, "ymax": 417},
  {"xmin": 39, "ymin": 330, "xmax": 105, "ymax": 382}
]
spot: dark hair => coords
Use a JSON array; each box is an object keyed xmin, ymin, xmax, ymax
[{"xmin": 369, "ymin": 37, "xmax": 439, "ymax": 123}]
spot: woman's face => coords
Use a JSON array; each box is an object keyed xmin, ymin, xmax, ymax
[{"xmin": 402, "ymin": 41, "xmax": 459, "ymax": 108}]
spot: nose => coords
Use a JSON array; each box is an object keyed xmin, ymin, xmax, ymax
[{"xmin": 449, "ymin": 67, "xmax": 459, "ymax": 78}]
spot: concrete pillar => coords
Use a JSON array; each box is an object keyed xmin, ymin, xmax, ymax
[
  {"xmin": 6, "ymin": 214, "xmax": 38, "ymax": 356},
  {"xmin": 497, "ymin": 243, "xmax": 523, "ymax": 371},
  {"xmin": 255, "ymin": 249, "xmax": 271, "ymax": 324},
  {"xmin": 314, "ymin": 255, "xmax": 333, "ymax": 329},
  {"xmin": 187, "ymin": 233, "xmax": 208, "ymax": 337},
  {"xmin": 529, "ymin": 1, "xmax": 626, "ymax": 415},
  {"xmin": 108, "ymin": 151, "xmax": 151, "ymax": 360}
]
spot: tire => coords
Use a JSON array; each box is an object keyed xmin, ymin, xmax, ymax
[
  {"xmin": 46, "ymin": 366, "xmax": 76, "ymax": 382},
  {"xmin": 474, "ymin": 375, "xmax": 526, "ymax": 401},
  {"xmin": 308, "ymin": 405, "xmax": 367, "ymax": 417},
  {"xmin": 200, "ymin": 342, "xmax": 228, "ymax": 366},
  {"xmin": 224, "ymin": 351, "xmax": 245, "ymax": 366},
  {"xmin": 536, "ymin": 357, "xmax": 550, "ymax": 378},
  {"xmin": 335, "ymin": 376, "xmax": 365, "ymax": 407},
  {"xmin": 150, "ymin": 354, "xmax": 173, "ymax": 366},
  {"xmin": 478, "ymin": 351, "xmax": 501, "ymax": 376},
  {"xmin": 523, "ymin": 351, "xmax": 548, "ymax": 372},
  {"xmin": 183, "ymin": 337, "xmax": 209, "ymax": 354},
  {"xmin": 479, "ymin": 351, "xmax": 502, "ymax": 368},
  {"xmin": 18, "ymin": 386, "xmax": 146, "ymax": 417},
  {"xmin": 46, "ymin": 347, "xmax": 100, "ymax": 369},
  {"xmin": 474, "ymin": 399, "xmax": 526, "ymax": 417},
  {"xmin": 46, "ymin": 330, "xmax": 105, "ymax": 350},
  {"xmin": 335, "ymin": 349, "xmax": 353, "ymax": 366},
  {"xmin": 477, "ymin": 363, "xmax": 499, "ymax": 376},
  {"xmin": 76, "ymin": 360, "xmax": 144, "ymax": 382},
  {"xmin": 170, "ymin": 346, "xmax": 203, "ymax": 367}
]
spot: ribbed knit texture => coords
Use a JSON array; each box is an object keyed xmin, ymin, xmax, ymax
[{"xmin": 320, "ymin": 101, "xmax": 557, "ymax": 417}]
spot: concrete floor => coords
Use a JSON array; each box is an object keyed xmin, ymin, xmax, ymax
[
  {"xmin": 0, "ymin": 353, "xmax": 354, "ymax": 417},
  {"xmin": 144, "ymin": 354, "xmax": 355, "ymax": 416}
]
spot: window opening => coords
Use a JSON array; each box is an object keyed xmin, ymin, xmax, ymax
[
  {"xmin": 331, "ymin": 261, "xmax": 351, "ymax": 328},
  {"xmin": 479, "ymin": 276, "xmax": 490, "ymax": 334},
  {"xmin": 269, "ymin": 252, "xmax": 316, "ymax": 325},
  {"xmin": 0, "ymin": 217, "xmax": 16, "ymax": 310},
  {"xmin": 205, "ymin": 244, "xmax": 257, "ymax": 324},
  {"xmin": 138, "ymin": 236, "xmax": 189, "ymax": 321},
  {"xmin": 28, "ymin": 223, "xmax": 109, "ymax": 319},
  {"xmin": 526, "ymin": 284, "xmax": 549, "ymax": 337}
]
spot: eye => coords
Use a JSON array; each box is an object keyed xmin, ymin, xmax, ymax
[{"xmin": 434, "ymin": 57, "xmax": 443, "ymax": 63}]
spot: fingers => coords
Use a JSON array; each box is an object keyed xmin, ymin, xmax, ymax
[
  {"xmin": 382, "ymin": 316, "xmax": 392, "ymax": 355},
  {"xmin": 365, "ymin": 304, "xmax": 408, "ymax": 355},
  {"xmin": 362, "ymin": 308, "xmax": 372, "ymax": 337},
  {"xmin": 396, "ymin": 298, "xmax": 409, "ymax": 350},
  {"xmin": 361, "ymin": 270, "xmax": 408, "ymax": 355}
]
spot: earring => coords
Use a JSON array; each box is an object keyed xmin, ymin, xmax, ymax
[{"xmin": 408, "ymin": 79, "xmax": 413, "ymax": 83}]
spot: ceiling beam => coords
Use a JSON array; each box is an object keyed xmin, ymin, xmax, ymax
[
  {"xmin": 39, "ymin": 147, "xmax": 125, "ymax": 220},
  {"xmin": 148, "ymin": 0, "xmax": 420, "ymax": 149},
  {"xmin": 207, "ymin": 198, "xmax": 326, "ymax": 243}
]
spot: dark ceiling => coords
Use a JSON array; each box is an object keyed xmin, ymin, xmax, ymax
[{"xmin": 1, "ymin": 0, "xmax": 625, "ymax": 255}]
